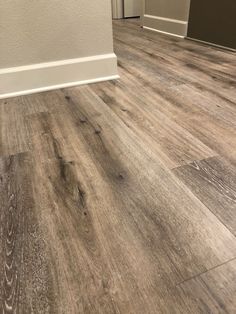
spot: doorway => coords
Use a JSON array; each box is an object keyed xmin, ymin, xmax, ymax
[{"xmin": 112, "ymin": 0, "xmax": 142, "ymax": 19}]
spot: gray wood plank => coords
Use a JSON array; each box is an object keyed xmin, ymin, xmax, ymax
[
  {"xmin": 173, "ymin": 156, "xmax": 236, "ymax": 235},
  {"xmin": 177, "ymin": 259, "xmax": 236, "ymax": 313},
  {"xmin": 0, "ymin": 153, "xmax": 53, "ymax": 313}
]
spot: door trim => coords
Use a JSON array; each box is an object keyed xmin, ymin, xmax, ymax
[{"xmin": 112, "ymin": 0, "xmax": 123, "ymax": 19}]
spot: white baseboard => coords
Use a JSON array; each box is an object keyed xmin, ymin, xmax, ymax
[
  {"xmin": 143, "ymin": 14, "xmax": 188, "ymax": 37},
  {"xmin": 0, "ymin": 53, "xmax": 119, "ymax": 99},
  {"xmin": 143, "ymin": 26, "xmax": 185, "ymax": 39}
]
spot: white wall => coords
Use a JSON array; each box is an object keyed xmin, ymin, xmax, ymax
[{"xmin": 0, "ymin": 0, "xmax": 118, "ymax": 98}]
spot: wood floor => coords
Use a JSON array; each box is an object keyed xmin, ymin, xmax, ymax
[{"xmin": 1, "ymin": 19, "xmax": 236, "ymax": 313}]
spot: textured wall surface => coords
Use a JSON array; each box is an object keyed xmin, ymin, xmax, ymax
[
  {"xmin": 0, "ymin": 0, "xmax": 114, "ymax": 68},
  {"xmin": 145, "ymin": 0, "xmax": 190, "ymax": 21}
]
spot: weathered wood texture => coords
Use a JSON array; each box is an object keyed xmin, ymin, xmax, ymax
[
  {"xmin": 177, "ymin": 259, "xmax": 236, "ymax": 313},
  {"xmin": 0, "ymin": 153, "xmax": 53, "ymax": 313},
  {"xmin": 0, "ymin": 18, "xmax": 236, "ymax": 313},
  {"xmin": 173, "ymin": 156, "xmax": 236, "ymax": 236}
]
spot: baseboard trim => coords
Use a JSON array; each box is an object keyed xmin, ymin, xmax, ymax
[
  {"xmin": 143, "ymin": 26, "xmax": 185, "ymax": 39},
  {"xmin": 0, "ymin": 75, "xmax": 120, "ymax": 100},
  {"xmin": 143, "ymin": 14, "xmax": 188, "ymax": 37},
  {"xmin": 0, "ymin": 53, "xmax": 119, "ymax": 99}
]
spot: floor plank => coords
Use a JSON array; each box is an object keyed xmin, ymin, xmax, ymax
[
  {"xmin": 109, "ymin": 56, "xmax": 236, "ymax": 166},
  {"xmin": 90, "ymin": 77, "xmax": 216, "ymax": 169},
  {"xmin": 173, "ymin": 156, "xmax": 236, "ymax": 236},
  {"xmin": 0, "ymin": 153, "xmax": 53, "ymax": 313},
  {"xmin": 113, "ymin": 21, "xmax": 236, "ymax": 103},
  {"xmin": 0, "ymin": 101, "xmax": 30, "ymax": 156},
  {"xmin": 177, "ymin": 259, "xmax": 236, "ymax": 313}
]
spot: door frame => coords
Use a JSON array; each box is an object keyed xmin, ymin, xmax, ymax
[
  {"xmin": 141, "ymin": 0, "xmax": 145, "ymax": 25},
  {"xmin": 111, "ymin": 0, "xmax": 123, "ymax": 19},
  {"xmin": 112, "ymin": 0, "xmax": 145, "ymax": 21}
]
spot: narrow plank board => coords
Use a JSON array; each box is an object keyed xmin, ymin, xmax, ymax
[
  {"xmin": 113, "ymin": 29, "xmax": 236, "ymax": 103},
  {"xmin": 0, "ymin": 90, "xmax": 68, "ymax": 156},
  {"xmin": 113, "ymin": 19, "xmax": 236, "ymax": 65},
  {"xmin": 173, "ymin": 156, "xmax": 236, "ymax": 235},
  {"xmin": 177, "ymin": 259, "xmax": 236, "ymax": 313},
  {"xmin": 0, "ymin": 101, "xmax": 30, "ymax": 156},
  {"xmin": 0, "ymin": 153, "xmax": 53, "ymax": 313},
  {"xmin": 90, "ymin": 79, "xmax": 215, "ymax": 169},
  {"xmin": 112, "ymin": 61, "xmax": 236, "ymax": 166}
]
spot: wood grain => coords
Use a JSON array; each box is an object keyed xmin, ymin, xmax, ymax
[
  {"xmin": 25, "ymin": 85, "xmax": 236, "ymax": 312},
  {"xmin": 173, "ymin": 156, "xmax": 236, "ymax": 235},
  {"xmin": 110, "ymin": 21, "xmax": 236, "ymax": 165},
  {"xmin": 113, "ymin": 20, "xmax": 236, "ymax": 103},
  {"xmin": 0, "ymin": 153, "xmax": 53, "ymax": 313},
  {"xmin": 90, "ymin": 78, "xmax": 215, "ymax": 169},
  {"xmin": 0, "ymin": 18, "xmax": 236, "ymax": 313},
  {"xmin": 177, "ymin": 259, "xmax": 236, "ymax": 313},
  {"xmin": 0, "ymin": 100, "xmax": 30, "ymax": 156}
]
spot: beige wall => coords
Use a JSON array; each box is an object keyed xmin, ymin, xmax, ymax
[
  {"xmin": 0, "ymin": 0, "xmax": 114, "ymax": 69},
  {"xmin": 143, "ymin": 0, "xmax": 191, "ymax": 37},
  {"xmin": 145, "ymin": 0, "xmax": 190, "ymax": 21}
]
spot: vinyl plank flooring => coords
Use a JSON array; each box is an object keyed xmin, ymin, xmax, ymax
[
  {"xmin": 173, "ymin": 156, "xmax": 236, "ymax": 236},
  {"xmin": 26, "ymin": 110, "xmax": 75, "ymax": 163},
  {"xmin": 52, "ymin": 85, "xmax": 236, "ymax": 274},
  {"xmin": 113, "ymin": 22, "xmax": 236, "ymax": 103},
  {"xmin": 22, "ymin": 85, "xmax": 236, "ymax": 313},
  {"xmin": 90, "ymin": 80, "xmax": 215, "ymax": 169},
  {"xmin": 0, "ymin": 89, "xmax": 73, "ymax": 157},
  {"xmin": 177, "ymin": 259, "xmax": 236, "ymax": 313},
  {"xmin": 167, "ymin": 83, "xmax": 236, "ymax": 127},
  {"xmin": 112, "ymin": 61, "xmax": 236, "ymax": 165},
  {"xmin": 0, "ymin": 153, "xmax": 53, "ymax": 313},
  {"xmin": 176, "ymin": 114, "xmax": 236, "ymax": 166},
  {"xmin": 0, "ymin": 101, "xmax": 30, "ymax": 156},
  {"xmin": 114, "ymin": 39, "xmax": 236, "ymax": 105},
  {"xmin": 114, "ymin": 19, "xmax": 236, "ymax": 65},
  {"xmin": 113, "ymin": 51, "xmax": 236, "ymax": 129}
]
